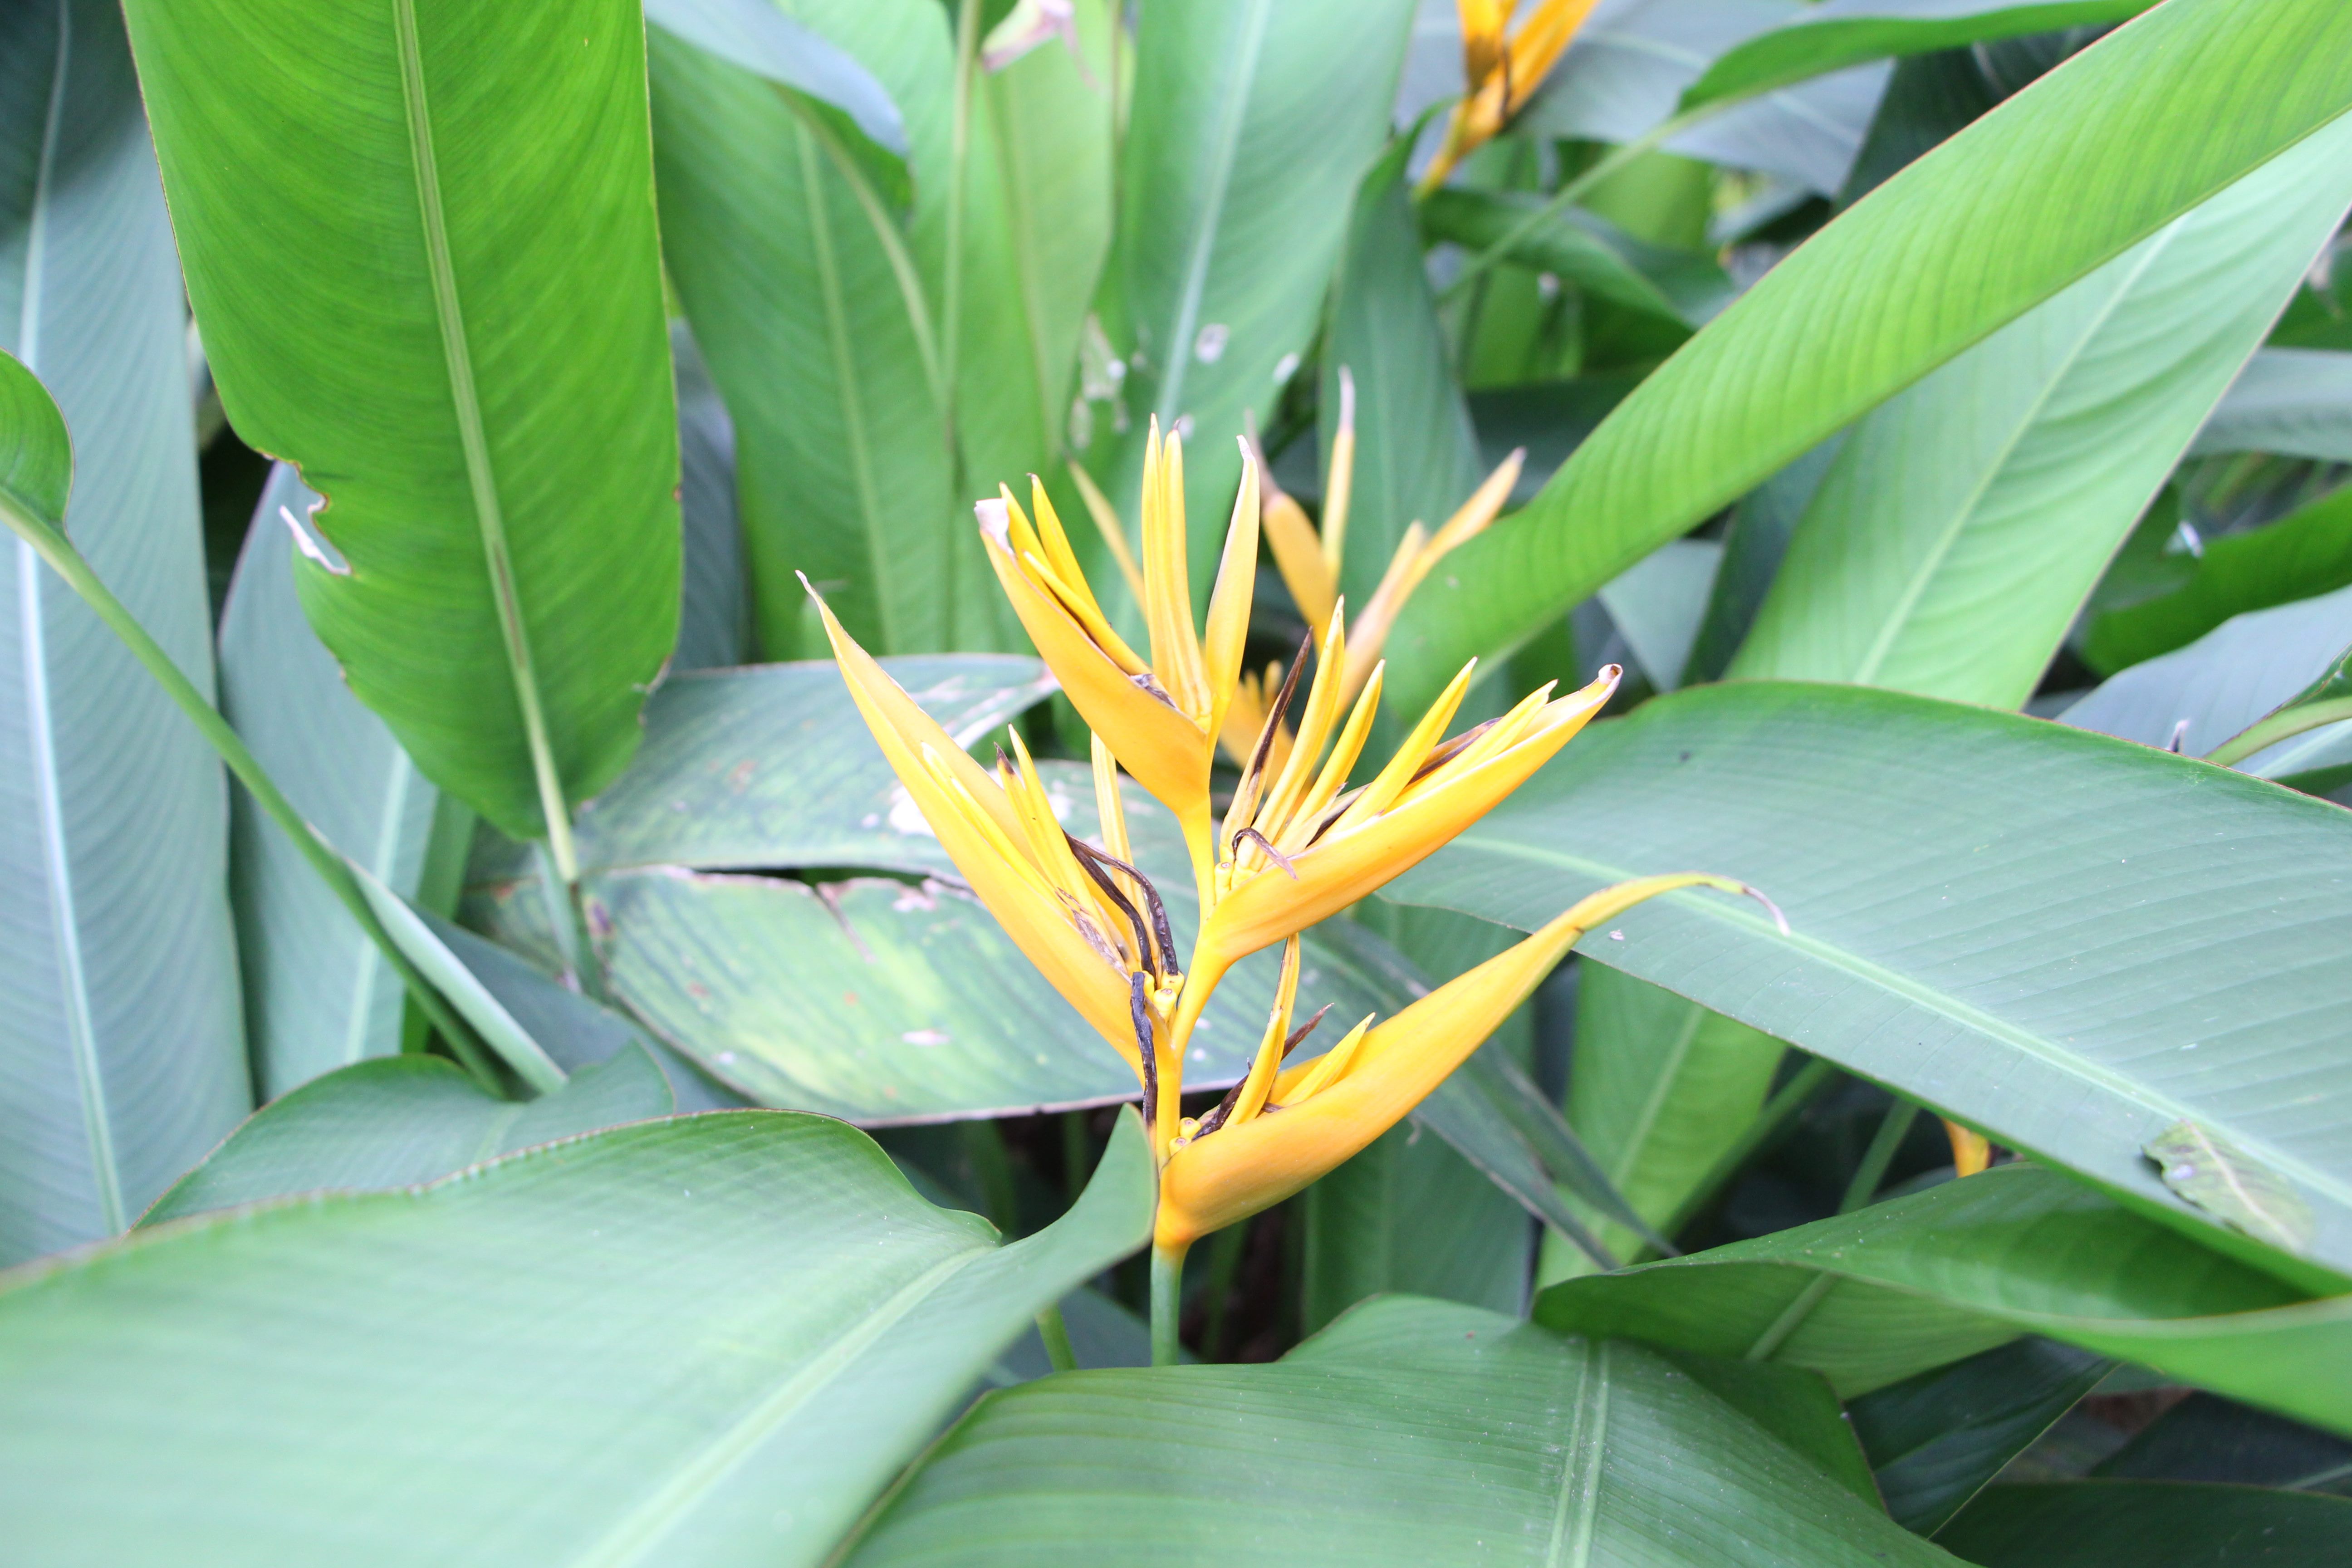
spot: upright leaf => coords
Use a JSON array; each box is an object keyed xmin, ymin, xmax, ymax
[
  {"xmin": 219, "ymin": 465, "xmax": 462, "ymax": 1097},
  {"xmin": 122, "ymin": 0, "xmax": 682, "ymax": 842},
  {"xmin": 1085, "ymin": 0, "xmax": 1416, "ymax": 594},
  {"xmin": 1390, "ymin": 0, "xmax": 2352, "ymax": 713},
  {"xmin": 1730, "ymin": 117, "xmax": 2352, "ymax": 705},
  {"xmin": 0, "ymin": 1111, "xmax": 1156, "ymax": 1566},
  {"xmin": 0, "ymin": 0, "xmax": 246, "ymax": 1262}
]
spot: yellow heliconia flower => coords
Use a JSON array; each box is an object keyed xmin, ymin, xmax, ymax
[
  {"xmin": 980, "ymin": 420, "xmax": 1257, "ymax": 902},
  {"xmin": 1155, "ymin": 872, "xmax": 1769, "ymax": 1252},
  {"xmin": 1223, "ymin": 370, "xmax": 1525, "ymax": 768},
  {"xmin": 805, "ymin": 582, "xmax": 1180, "ymax": 1068},
  {"xmin": 1946, "ymin": 1122, "xmax": 1993, "ymax": 1178},
  {"xmin": 1162, "ymin": 610, "xmax": 1621, "ymax": 1105},
  {"xmin": 1418, "ymin": 0, "xmax": 1605, "ymax": 195}
]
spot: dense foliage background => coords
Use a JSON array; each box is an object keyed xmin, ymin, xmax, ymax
[{"xmin": 3, "ymin": 0, "xmax": 2351, "ymax": 1562}]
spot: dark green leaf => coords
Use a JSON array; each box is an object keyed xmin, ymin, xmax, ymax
[{"xmin": 1938, "ymin": 1480, "xmax": 2352, "ymax": 1567}]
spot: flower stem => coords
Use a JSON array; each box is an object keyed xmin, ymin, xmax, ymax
[
  {"xmin": 1150, "ymin": 1242, "xmax": 1186, "ymax": 1367},
  {"xmin": 1036, "ymin": 1303, "xmax": 1079, "ymax": 1374}
]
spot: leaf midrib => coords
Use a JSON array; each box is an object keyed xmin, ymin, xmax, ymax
[
  {"xmin": 15, "ymin": 0, "xmax": 125, "ymax": 1234},
  {"xmin": 1543, "ymin": 1339, "xmax": 1611, "ymax": 1568},
  {"xmin": 1425, "ymin": 833, "xmax": 2352, "ymax": 1221}
]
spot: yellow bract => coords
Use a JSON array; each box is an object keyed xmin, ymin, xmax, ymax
[
  {"xmin": 813, "ymin": 401, "xmax": 1769, "ymax": 1275},
  {"xmin": 1419, "ymin": 0, "xmax": 1605, "ymax": 194}
]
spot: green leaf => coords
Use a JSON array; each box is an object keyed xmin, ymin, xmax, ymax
[
  {"xmin": 1421, "ymin": 188, "xmax": 1733, "ymax": 328},
  {"xmin": 1388, "ymin": 0, "xmax": 2352, "ymax": 714},
  {"xmin": 1597, "ymin": 537, "xmax": 1722, "ymax": 691},
  {"xmin": 643, "ymin": 0, "xmax": 908, "ymax": 155},
  {"xmin": 2063, "ymin": 583, "xmax": 2352, "ymax": 777},
  {"xmin": 1729, "ymin": 118, "xmax": 2352, "ymax": 706},
  {"xmin": 2082, "ymin": 484, "xmax": 2352, "ymax": 674},
  {"xmin": 652, "ymin": 2, "xmax": 965, "ymax": 660},
  {"xmin": 142, "ymin": 1045, "xmax": 674, "ymax": 1226},
  {"xmin": 1321, "ymin": 141, "xmax": 1485, "ymax": 612},
  {"xmin": 1684, "ymin": 0, "xmax": 2158, "ymax": 110},
  {"xmin": 0, "ymin": 5, "xmax": 247, "ymax": 1262},
  {"xmin": 2147, "ymin": 1119, "xmax": 2318, "ymax": 1253},
  {"xmin": 1539, "ymin": 1162, "xmax": 2352, "ymax": 1431},
  {"xmin": 1548, "ymin": 965, "xmax": 1785, "ymax": 1282},
  {"xmin": 2099, "ymin": 1391, "xmax": 2352, "ymax": 1487},
  {"xmin": 1084, "ymin": 0, "xmax": 1416, "ymax": 596},
  {"xmin": 2209, "ymin": 639, "xmax": 2352, "ymax": 773},
  {"xmin": 1848, "ymin": 1338, "xmax": 2114, "ymax": 1533},
  {"xmin": 353, "ymin": 861, "xmax": 567, "ymax": 1096},
  {"xmin": 0, "ymin": 1108, "xmax": 1156, "ymax": 1565},
  {"xmin": 2192, "ymin": 348, "xmax": 2352, "ymax": 464},
  {"xmin": 1383, "ymin": 681, "xmax": 2352, "ymax": 1278},
  {"xmin": 842, "ymin": 1296, "xmax": 1952, "ymax": 1568},
  {"xmin": 122, "ymin": 0, "xmax": 681, "ymax": 843},
  {"xmin": 1938, "ymin": 1481, "xmax": 2352, "ymax": 1567},
  {"xmin": 220, "ymin": 464, "xmax": 466, "ymax": 1098},
  {"xmin": 672, "ymin": 326, "xmax": 753, "ymax": 673}
]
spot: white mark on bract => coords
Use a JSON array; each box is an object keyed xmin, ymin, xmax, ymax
[
  {"xmin": 1193, "ymin": 323, "xmax": 1229, "ymax": 363},
  {"xmin": 902, "ymin": 1029, "xmax": 951, "ymax": 1047},
  {"xmin": 279, "ymin": 505, "xmax": 351, "ymax": 576},
  {"xmin": 887, "ymin": 788, "xmax": 936, "ymax": 838},
  {"xmin": 975, "ymin": 495, "xmax": 1011, "ymax": 546},
  {"xmin": 1272, "ymin": 351, "xmax": 1301, "ymax": 384}
]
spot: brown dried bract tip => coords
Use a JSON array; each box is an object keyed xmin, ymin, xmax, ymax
[
  {"xmin": 1068, "ymin": 836, "xmax": 1179, "ymax": 978},
  {"xmin": 1130, "ymin": 970, "xmax": 1160, "ymax": 1131},
  {"xmin": 1229, "ymin": 826, "xmax": 1300, "ymax": 881}
]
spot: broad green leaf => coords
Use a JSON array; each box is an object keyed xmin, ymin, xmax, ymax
[
  {"xmin": 2083, "ymin": 483, "xmax": 2352, "ymax": 674},
  {"xmin": 843, "ymin": 1296, "xmax": 1952, "ymax": 1568},
  {"xmin": 468, "ymin": 867, "xmax": 1395, "ymax": 1125},
  {"xmin": 1684, "ymin": 0, "xmax": 2157, "ymax": 109},
  {"xmin": 1848, "ymin": 1338, "xmax": 2113, "ymax": 1533},
  {"xmin": 1545, "ymin": 965, "xmax": 1785, "ymax": 1283},
  {"xmin": 1421, "ymin": 188, "xmax": 1735, "ymax": 328},
  {"xmin": 122, "ymin": 0, "xmax": 681, "ymax": 843},
  {"xmin": 1389, "ymin": 0, "xmax": 2352, "ymax": 714},
  {"xmin": 2062, "ymin": 583, "xmax": 2352, "ymax": 777},
  {"xmin": 2191, "ymin": 348, "xmax": 2352, "ymax": 464},
  {"xmin": 1937, "ymin": 1480, "xmax": 2352, "ymax": 1567},
  {"xmin": 0, "ymin": 5, "xmax": 246, "ymax": 1261},
  {"xmin": 1539, "ymin": 1163, "xmax": 2352, "ymax": 1431},
  {"xmin": 1321, "ymin": 139, "xmax": 1484, "ymax": 612},
  {"xmin": 652, "ymin": 2, "xmax": 967, "ymax": 660},
  {"xmin": 143, "ymin": 1045, "xmax": 674, "ymax": 1225},
  {"xmin": 1383, "ymin": 681, "xmax": 2352, "ymax": 1278},
  {"xmin": 220, "ymin": 464, "xmax": 465, "ymax": 1097},
  {"xmin": 642, "ymin": 0, "xmax": 907, "ymax": 155},
  {"xmin": 1083, "ymin": 0, "xmax": 1415, "ymax": 598},
  {"xmin": 1730, "ymin": 119, "xmax": 2352, "ymax": 706},
  {"xmin": 0, "ymin": 1109, "xmax": 1155, "ymax": 1566}
]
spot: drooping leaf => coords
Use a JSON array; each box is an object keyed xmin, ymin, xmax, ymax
[
  {"xmin": 0, "ymin": 5, "xmax": 246, "ymax": 1262},
  {"xmin": 1937, "ymin": 1480, "xmax": 2352, "ymax": 1568},
  {"xmin": 642, "ymin": 0, "xmax": 908, "ymax": 156},
  {"xmin": 1546, "ymin": 964, "xmax": 1786, "ymax": 1282},
  {"xmin": 1683, "ymin": 0, "xmax": 2157, "ymax": 110},
  {"xmin": 842, "ymin": 1296, "xmax": 1952, "ymax": 1568},
  {"xmin": 2082, "ymin": 483, "xmax": 2352, "ymax": 674},
  {"xmin": 1848, "ymin": 1337, "xmax": 2114, "ymax": 1533},
  {"xmin": 1389, "ymin": 0, "xmax": 2352, "ymax": 714},
  {"xmin": 220, "ymin": 464, "xmax": 464, "ymax": 1097},
  {"xmin": 1729, "ymin": 118, "xmax": 2352, "ymax": 706},
  {"xmin": 0, "ymin": 1109, "xmax": 1155, "ymax": 1566},
  {"xmin": 2191, "ymin": 348, "xmax": 2352, "ymax": 465},
  {"xmin": 122, "ymin": 0, "xmax": 682, "ymax": 840},
  {"xmin": 1084, "ymin": 0, "xmax": 1416, "ymax": 597},
  {"xmin": 1384, "ymin": 681, "xmax": 2352, "ymax": 1277},
  {"xmin": 143, "ymin": 1045, "xmax": 674, "ymax": 1225},
  {"xmin": 1539, "ymin": 1162, "xmax": 2352, "ymax": 1433},
  {"xmin": 2062, "ymin": 582, "xmax": 2352, "ymax": 777}
]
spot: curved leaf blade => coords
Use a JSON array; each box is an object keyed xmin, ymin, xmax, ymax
[
  {"xmin": 122, "ymin": 0, "xmax": 682, "ymax": 839},
  {"xmin": 643, "ymin": 0, "xmax": 907, "ymax": 156},
  {"xmin": 1386, "ymin": 681, "xmax": 2352, "ymax": 1277},
  {"xmin": 0, "ymin": 1109, "xmax": 1155, "ymax": 1566},
  {"xmin": 1389, "ymin": 0, "xmax": 2352, "ymax": 712}
]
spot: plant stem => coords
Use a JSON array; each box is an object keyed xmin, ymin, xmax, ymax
[
  {"xmin": 1841, "ymin": 1100, "xmax": 1919, "ymax": 1214},
  {"xmin": 1035, "ymin": 1303, "xmax": 1079, "ymax": 1373},
  {"xmin": 1149, "ymin": 1242, "xmax": 1186, "ymax": 1367},
  {"xmin": 0, "ymin": 495, "xmax": 502, "ymax": 1094}
]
